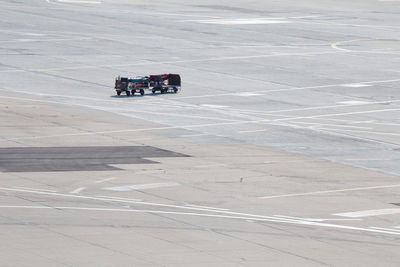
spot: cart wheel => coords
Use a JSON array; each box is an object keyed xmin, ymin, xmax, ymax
[
  {"xmin": 140, "ymin": 89, "xmax": 144, "ymax": 96},
  {"xmin": 173, "ymin": 87, "xmax": 178, "ymax": 93},
  {"xmin": 126, "ymin": 91, "xmax": 131, "ymax": 96},
  {"xmin": 117, "ymin": 91, "xmax": 121, "ymax": 96}
]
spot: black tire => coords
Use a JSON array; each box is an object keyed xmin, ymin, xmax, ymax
[
  {"xmin": 117, "ymin": 91, "xmax": 121, "ymax": 96},
  {"xmin": 161, "ymin": 89, "xmax": 165, "ymax": 94},
  {"xmin": 152, "ymin": 90, "xmax": 156, "ymax": 94},
  {"xmin": 140, "ymin": 89, "xmax": 144, "ymax": 95},
  {"xmin": 126, "ymin": 91, "xmax": 131, "ymax": 96},
  {"xmin": 173, "ymin": 87, "xmax": 178, "ymax": 93}
]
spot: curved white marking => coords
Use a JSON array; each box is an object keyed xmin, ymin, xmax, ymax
[{"xmin": 331, "ymin": 39, "xmax": 372, "ymax": 52}]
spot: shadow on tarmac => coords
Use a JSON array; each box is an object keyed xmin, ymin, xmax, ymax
[{"xmin": 110, "ymin": 91, "xmax": 180, "ymax": 98}]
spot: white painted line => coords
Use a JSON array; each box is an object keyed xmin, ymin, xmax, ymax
[
  {"xmin": 130, "ymin": 137, "xmax": 152, "ymax": 141},
  {"xmin": 14, "ymin": 186, "xmax": 57, "ymax": 193},
  {"xmin": 316, "ymin": 128, "xmax": 399, "ymax": 148},
  {"xmin": 57, "ymin": 0, "xmax": 101, "ymax": 3},
  {"xmin": 70, "ymin": 187, "xmax": 86, "ymax": 194},
  {"xmin": 0, "ymin": 88, "xmax": 399, "ymax": 147},
  {"xmin": 2, "ymin": 187, "xmax": 400, "ymax": 236},
  {"xmin": 134, "ymin": 11, "xmax": 220, "ymax": 19},
  {"xmin": 0, "ymin": 186, "xmax": 305, "ymax": 220},
  {"xmin": 275, "ymin": 107, "xmax": 400, "ymax": 122},
  {"xmin": 234, "ymin": 92, "xmax": 264, "ymax": 97},
  {"xmin": 0, "ymin": 88, "xmax": 108, "ymax": 102},
  {"xmin": 292, "ymin": 121, "xmax": 372, "ymax": 130},
  {"xmin": 0, "ymin": 205, "xmax": 327, "ymax": 223},
  {"xmin": 180, "ymin": 133, "xmax": 210, "ymax": 138},
  {"xmin": 133, "ymin": 169, "xmax": 165, "ymax": 175},
  {"xmin": 345, "ymin": 158, "xmax": 394, "ymax": 161},
  {"xmin": 341, "ymin": 83, "xmax": 372, "ymax": 88},
  {"xmin": 0, "ymin": 114, "xmax": 255, "ymax": 142},
  {"xmin": 20, "ymin": 33, "xmax": 46, "ymax": 37},
  {"xmin": 274, "ymin": 215, "xmax": 362, "ymax": 222},
  {"xmin": 175, "ymin": 82, "xmax": 400, "ymax": 103},
  {"xmin": 191, "ymin": 18, "xmax": 291, "ymax": 25},
  {"xmin": 258, "ymin": 184, "xmax": 400, "ymax": 199},
  {"xmin": 166, "ymin": 50, "xmax": 340, "ymax": 65},
  {"xmin": 194, "ymin": 163, "xmax": 226, "ymax": 168},
  {"xmin": 184, "ymin": 204, "xmax": 229, "ymax": 211},
  {"xmin": 0, "ymin": 37, "xmax": 92, "ymax": 44},
  {"xmin": 0, "ymin": 205, "xmax": 399, "ymax": 236},
  {"xmin": 128, "ymin": 109, "xmax": 238, "ymax": 122},
  {"xmin": 334, "ymin": 208, "xmax": 400, "ymax": 218},
  {"xmin": 0, "ymin": 51, "xmax": 342, "ymax": 74},
  {"xmin": 370, "ymin": 227, "xmax": 400, "ymax": 233},
  {"xmin": 263, "ymin": 160, "xmax": 309, "ymax": 164},
  {"xmin": 200, "ymin": 104, "xmax": 229, "ymax": 109},
  {"xmin": 364, "ymin": 78, "xmax": 400, "ymax": 84},
  {"xmin": 95, "ymin": 177, "xmax": 117, "ymax": 184},
  {"xmin": 0, "ymin": 89, "xmax": 229, "ymax": 127},
  {"xmin": 238, "ymin": 129, "xmax": 268, "ymax": 134},
  {"xmin": 297, "ymin": 117, "xmax": 399, "ymax": 127},
  {"xmin": 321, "ymin": 119, "xmax": 376, "ymax": 124},
  {"xmin": 184, "ymin": 16, "xmax": 320, "ymax": 23},
  {"xmin": 317, "ymin": 127, "xmax": 400, "ymax": 137},
  {"xmin": 103, "ymin": 182, "xmax": 180, "ymax": 192},
  {"xmin": 96, "ymin": 196, "xmax": 142, "ymax": 202},
  {"xmin": 2, "ymin": 102, "xmax": 400, "ymax": 143},
  {"xmin": 337, "ymin": 100, "xmax": 371, "ymax": 105}
]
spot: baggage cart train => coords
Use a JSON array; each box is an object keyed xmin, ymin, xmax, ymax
[{"xmin": 115, "ymin": 74, "xmax": 181, "ymax": 96}]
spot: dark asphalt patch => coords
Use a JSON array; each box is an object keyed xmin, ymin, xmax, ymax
[{"xmin": 0, "ymin": 146, "xmax": 189, "ymax": 172}]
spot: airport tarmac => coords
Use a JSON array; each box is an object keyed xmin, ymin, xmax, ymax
[{"xmin": 1, "ymin": 0, "xmax": 400, "ymax": 266}]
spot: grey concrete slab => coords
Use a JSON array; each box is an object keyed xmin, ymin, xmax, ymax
[
  {"xmin": 1, "ymin": 98, "xmax": 400, "ymax": 266},
  {"xmin": 0, "ymin": 146, "xmax": 188, "ymax": 172},
  {"xmin": 1, "ymin": 0, "xmax": 400, "ymax": 266}
]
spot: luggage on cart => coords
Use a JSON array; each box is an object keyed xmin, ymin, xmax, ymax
[
  {"xmin": 168, "ymin": 74, "xmax": 181, "ymax": 87},
  {"xmin": 168, "ymin": 74, "xmax": 181, "ymax": 93},
  {"xmin": 128, "ymin": 77, "xmax": 149, "ymax": 95},
  {"xmin": 149, "ymin": 74, "xmax": 181, "ymax": 94}
]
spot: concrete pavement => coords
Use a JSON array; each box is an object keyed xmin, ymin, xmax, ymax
[{"xmin": 1, "ymin": 0, "xmax": 400, "ymax": 266}]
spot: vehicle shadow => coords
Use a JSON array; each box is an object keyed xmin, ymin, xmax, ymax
[
  {"xmin": 110, "ymin": 91, "xmax": 180, "ymax": 98},
  {"xmin": 110, "ymin": 94, "xmax": 145, "ymax": 98}
]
